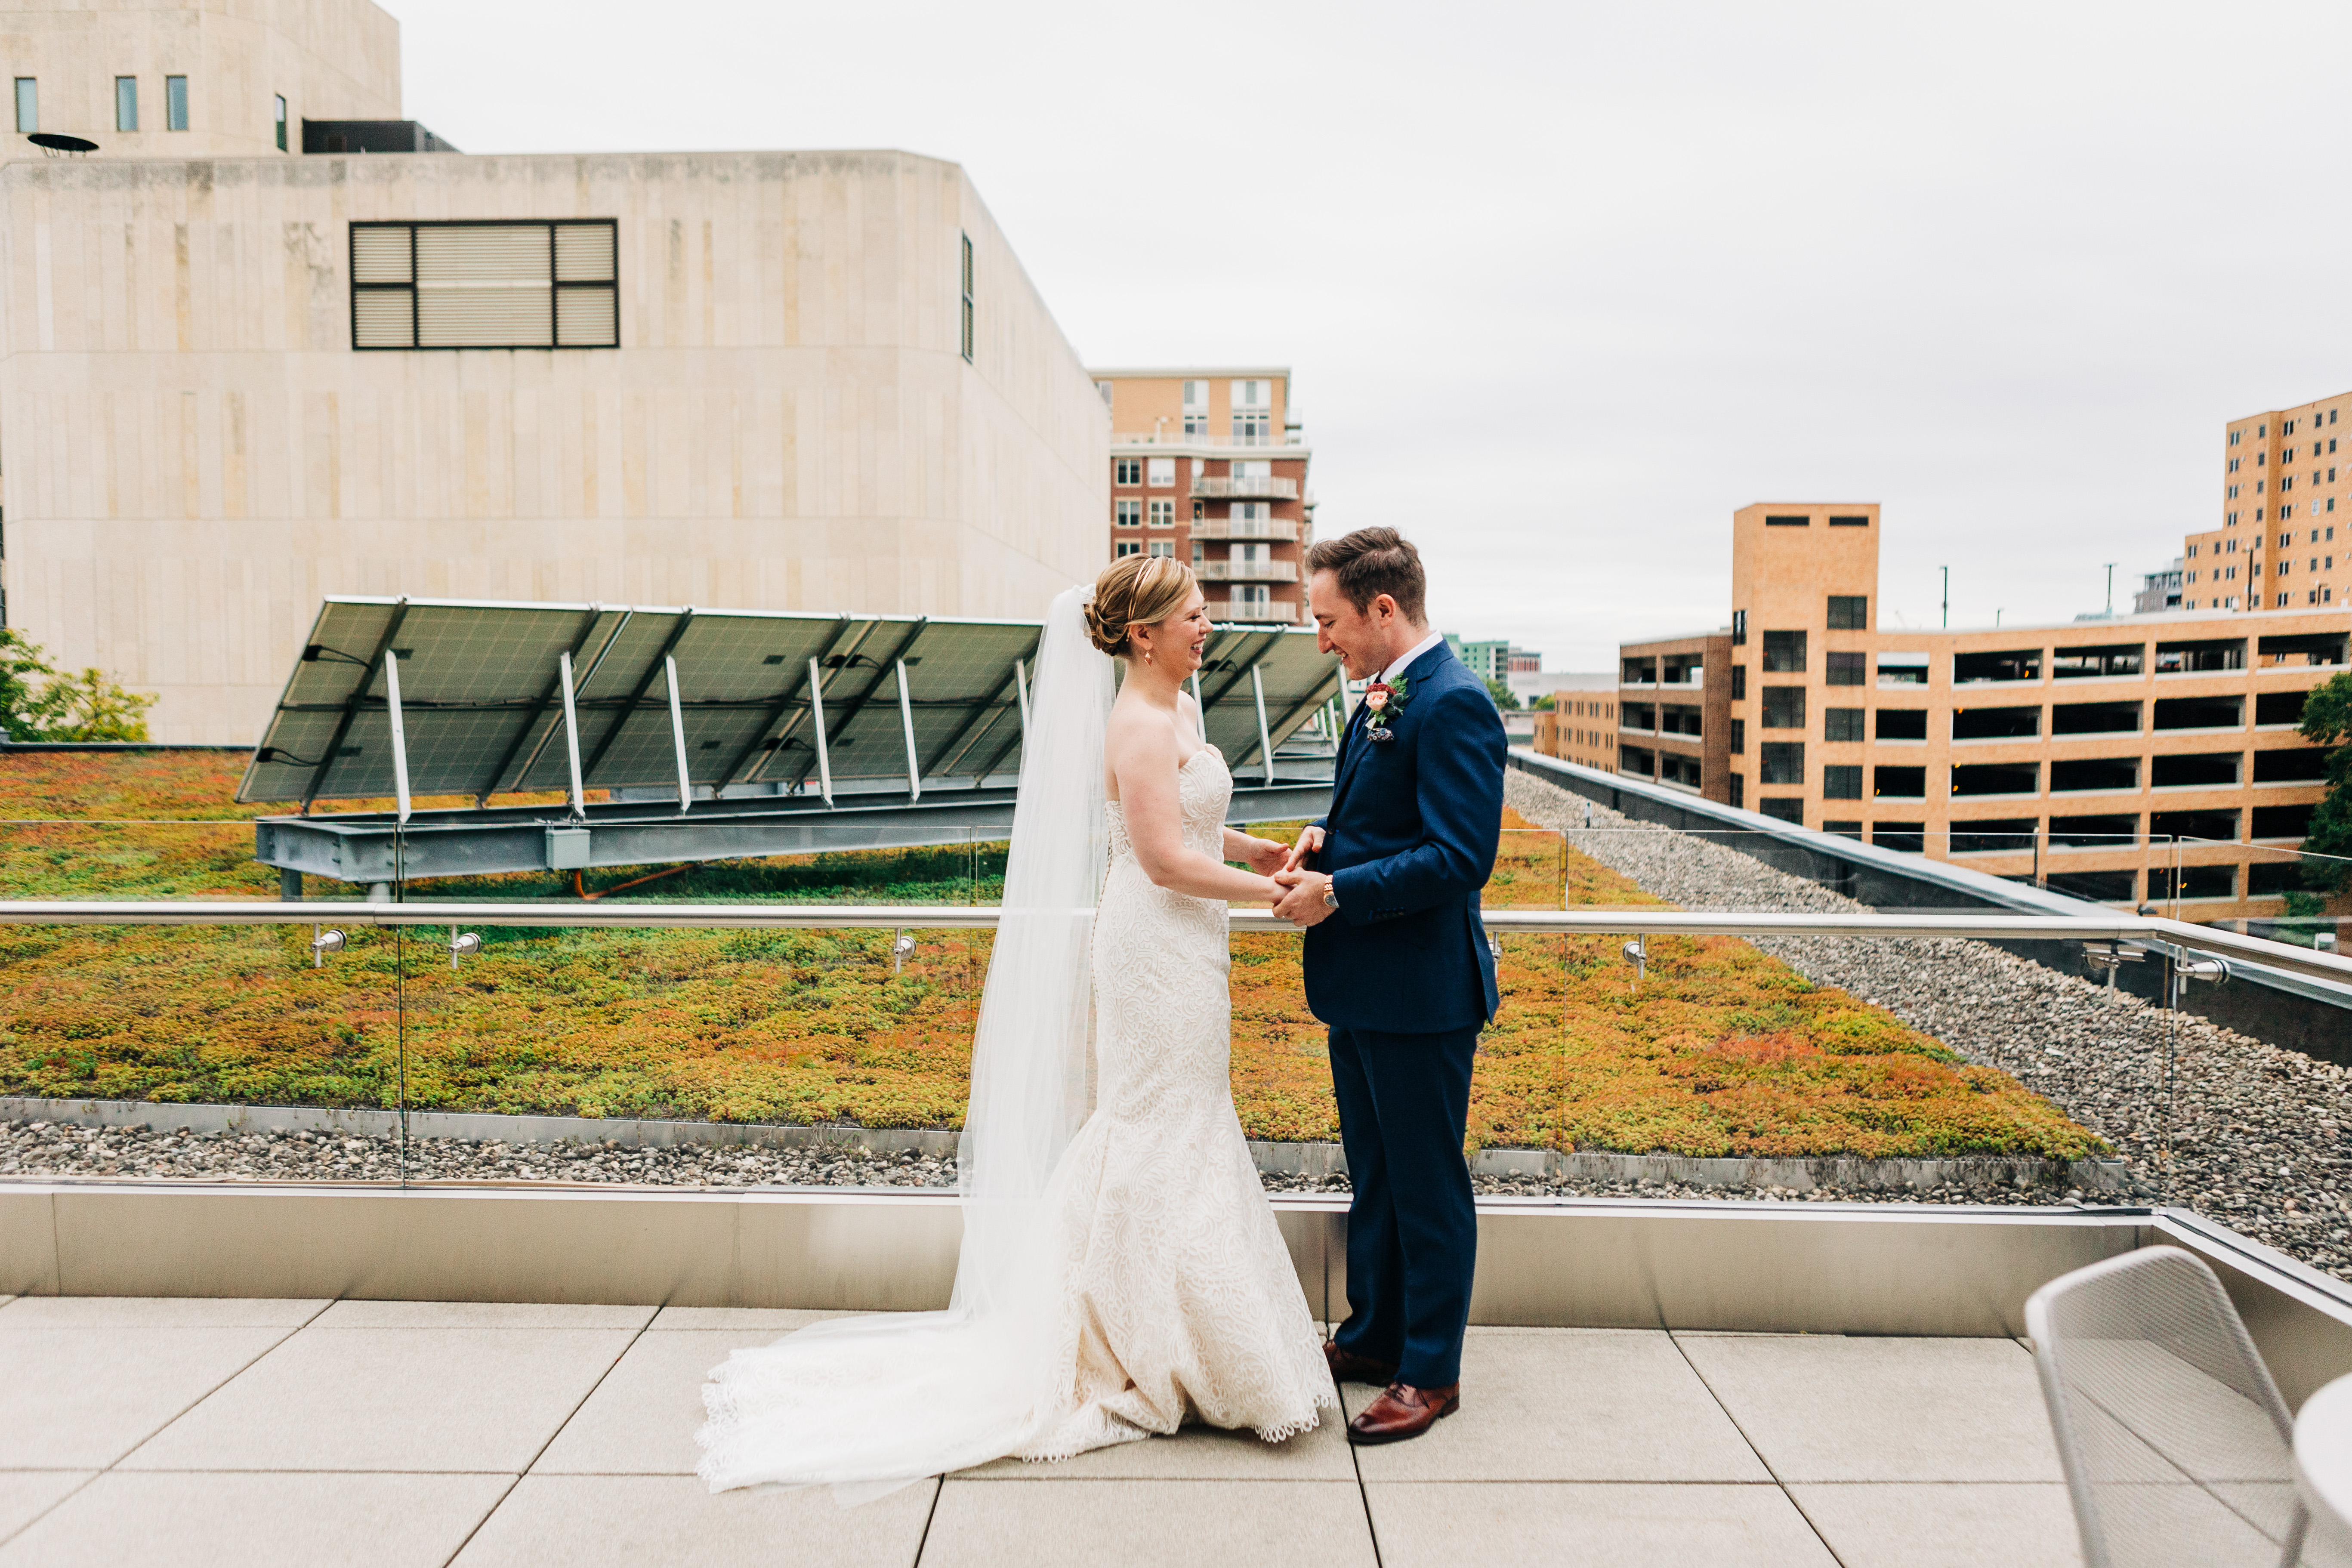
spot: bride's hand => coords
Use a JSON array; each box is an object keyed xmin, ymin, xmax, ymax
[{"xmin": 1235, "ymin": 835, "xmax": 1290, "ymax": 875}]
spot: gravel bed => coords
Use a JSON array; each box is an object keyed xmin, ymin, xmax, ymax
[
  {"xmin": 1504, "ymin": 770, "xmax": 2352, "ymax": 1278},
  {"xmin": 0, "ymin": 1121, "xmax": 957, "ymax": 1189}
]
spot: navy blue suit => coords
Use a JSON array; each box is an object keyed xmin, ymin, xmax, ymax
[{"xmin": 1302, "ymin": 639, "xmax": 1504, "ymax": 1389}]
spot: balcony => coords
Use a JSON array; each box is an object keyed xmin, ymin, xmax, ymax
[
  {"xmin": 1188, "ymin": 517, "xmax": 1301, "ymax": 543},
  {"xmin": 1191, "ymin": 475, "xmax": 1301, "ymax": 502},
  {"xmin": 1196, "ymin": 559, "xmax": 1299, "ymax": 583},
  {"xmin": 1204, "ymin": 597, "xmax": 1296, "ymax": 623},
  {"xmin": 1112, "ymin": 429, "xmax": 1308, "ymax": 450}
]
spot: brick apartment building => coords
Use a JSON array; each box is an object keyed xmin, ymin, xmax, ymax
[
  {"xmin": 2186, "ymin": 392, "xmax": 2351, "ymax": 614},
  {"xmin": 1546, "ymin": 500, "xmax": 2349, "ymax": 919},
  {"xmin": 1090, "ymin": 370, "xmax": 1310, "ymax": 624}
]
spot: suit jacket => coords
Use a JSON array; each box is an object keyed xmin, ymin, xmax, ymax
[{"xmin": 1301, "ymin": 639, "xmax": 1506, "ymax": 1033}]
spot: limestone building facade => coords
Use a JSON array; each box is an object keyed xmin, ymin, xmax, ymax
[{"xmin": 0, "ymin": 1, "xmax": 1108, "ymax": 741}]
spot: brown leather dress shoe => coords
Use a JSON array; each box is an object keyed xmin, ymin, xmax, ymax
[
  {"xmin": 1323, "ymin": 1342, "xmax": 1400, "ymax": 1386},
  {"xmin": 1346, "ymin": 1381, "xmax": 1461, "ymax": 1445}
]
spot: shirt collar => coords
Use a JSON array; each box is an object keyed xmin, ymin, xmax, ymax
[{"xmin": 1375, "ymin": 628, "xmax": 1448, "ymax": 686}]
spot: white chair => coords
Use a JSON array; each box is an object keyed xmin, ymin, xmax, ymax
[{"xmin": 2028, "ymin": 1246, "xmax": 2346, "ymax": 1568}]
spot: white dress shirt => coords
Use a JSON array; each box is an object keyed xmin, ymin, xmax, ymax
[{"xmin": 1374, "ymin": 627, "xmax": 1449, "ymax": 686}]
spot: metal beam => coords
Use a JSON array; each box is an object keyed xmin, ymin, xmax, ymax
[
  {"xmin": 579, "ymin": 608, "xmax": 696, "ymax": 781},
  {"xmin": 1249, "ymin": 663, "xmax": 1275, "ymax": 786},
  {"xmin": 298, "ymin": 597, "xmax": 411, "ymax": 815},
  {"xmin": 1243, "ymin": 667, "xmax": 1344, "ymax": 773},
  {"xmin": 921, "ymin": 652, "xmax": 1030, "ymax": 781}
]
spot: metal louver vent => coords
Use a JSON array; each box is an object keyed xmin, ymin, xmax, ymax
[{"xmin": 350, "ymin": 220, "xmax": 619, "ymax": 352}]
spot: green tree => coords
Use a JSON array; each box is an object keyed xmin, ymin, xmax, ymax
[
  {"xmin": 0, "ymin": 629, "xmax": 156, "ymax": 742},
  {"xmin": 1531, "ymin": 693, "xmax": 1556, "ymax": 711},
  {"xmin": 1485, "ymin": 676, "xmax": 1521, "ymax": 711},
  {"xmin": 2297, "ymin": 670, "xmax": 2352, "ymax": 892}
]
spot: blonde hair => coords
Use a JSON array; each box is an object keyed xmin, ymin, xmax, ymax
[{"xmin": 1083, "ymin": 556, "xmax": 1198, "ymax": 657}]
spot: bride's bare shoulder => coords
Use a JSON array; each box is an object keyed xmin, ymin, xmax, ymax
[{"xmin": 1105, "ymin": 696, "xmax": 1180, "ymax": 764}]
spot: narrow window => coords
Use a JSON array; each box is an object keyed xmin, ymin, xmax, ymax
[
  {"xmin": 166, "ymin": 75, "xmax": 187, "ymax": 131},
  {"xmin": 274, "ymin": 93, "xmax": 287, "ymax": 151},
  {"xmin": 1826, "ymin": 595, "xmax": 1867, "ymax": 630},
  {"xmin": 12, "ymin": 78, "xmax": 34, "ymax": 134},
  {"xmin": 959, "ymin": 231, "xmax": 974, "ymax": 364},
  {"xmin": 115, "ymin": 76, "xmax": 138, "ymax": 132}
]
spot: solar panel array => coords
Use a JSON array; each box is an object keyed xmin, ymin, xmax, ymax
[{"xmin": 238, "ymin": 597, "xmax": 1343, "ymax": 806}]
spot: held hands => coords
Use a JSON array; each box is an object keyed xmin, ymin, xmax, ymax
[
  {"xmin": 1270, "ymin": 867, "xmax": 1335, "ymax": 929},
  {"xmin": 1280, "ymin": 825, "xmax": 1325, "ymax": 874},
  {"xmin": 1233, "ymin": 834, "xmax": 1292, "ymax": 877}
]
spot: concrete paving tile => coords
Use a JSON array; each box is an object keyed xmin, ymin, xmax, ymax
[
  {"xmin": 956, "ymin": 1405, "xmax": 1353, "ymax": 1481},
  {"xmin": 1365, "ymin": 1481, "xmax": 1837, "ymax": 1568},
  {"xmin": 922, "ymin": 1478, "xmax": 1375, "ymax": 1568},
  {"xmin": 1787, "ymin": 1483, "xmax": 2084, "ymax": 1568},
  {"xmin": 451, "ymin": 1474, "xmax": 933, "ymax": 1568},
  {"xmin": 531, "ymin": 1330, "xmax": 743, "ymax": 1476},
  {"xmin": 645, "ymin": 1306, "xmax": 855, "ymax": 1332},
  {"xmin": 0, "ymin": 1326, "xmax": 299, "ymax": 1468},
  {"xmin": 0, "ymin": 1297, "xmax": 327, "ymax": 1328},
  {"xmin": 120, "ymin": 1326, "xmax": 639, "ymax": 1473},
  {"xmin": 312, "ymin": 1300, "xmax": 653, "ymax": 1330},
  {"xmin": 0, "ymin": 1471, "xmax": 512, "ymax": 1568},
  {"xmin": 1341, "ymin": 1327, "xmax": 1770, "ymax": 1482},
  {"xmin": 0, "ymin": 1474, "xmax": 91, "ymax": 1544},
  {"xmin": 1676, "ymin": 1334, "xmax": 2062, "ymax": 1482}
]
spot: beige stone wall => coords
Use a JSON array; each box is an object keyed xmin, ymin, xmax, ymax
[
  {"xmin": 0, "ymin": 0, "xmax": 400, "ymax": 157},
  {"xmin": 0, "ymin": 149, "xmax": 1109, "ymax": 740}
]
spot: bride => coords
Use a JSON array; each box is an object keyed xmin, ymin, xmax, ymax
[{"xmin": 696, "ymin": 557, "xmax": 1336, "ymax": 1497}]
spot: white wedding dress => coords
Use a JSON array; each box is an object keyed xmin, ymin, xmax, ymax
[
  {"xmin": 695, "ymin": 589, "xmax": 1331, "ymax": 1498},
  {"xmin": 1019, "ymin": 744, "xmax": 1333, "ymax": 1458}
]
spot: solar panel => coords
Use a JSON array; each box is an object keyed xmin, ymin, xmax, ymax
[{"xmin": 238, "ymin": 596, "xmax": 1343, "ymax": 806}]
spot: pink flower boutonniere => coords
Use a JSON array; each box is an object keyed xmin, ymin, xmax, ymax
[{"xmin": 1361, "ymin": 675, "xmax": 1411, "ymax": 743}]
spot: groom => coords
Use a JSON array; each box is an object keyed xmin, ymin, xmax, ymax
[{"xmin": 1272, "ymin": 527, "xmax": 1504, "ymax": 1445}]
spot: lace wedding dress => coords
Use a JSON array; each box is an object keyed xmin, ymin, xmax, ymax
[
  {"xmin": 696, "ymin": 588, "xmax": 1330, "ymax": 1499},
  {"xmin": 1017, "ymin": 744, "xmax": 1334, "ymax": 1458}
]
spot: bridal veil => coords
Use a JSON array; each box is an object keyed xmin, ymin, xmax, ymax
[{"xmin": 696, "ymin": 584, "xmax": 1113, "ymax": 1500}]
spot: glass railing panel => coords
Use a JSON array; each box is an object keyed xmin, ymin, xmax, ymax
[{"xmin": 387, "ymin": 835, "xmax": 995, "ymax": 1187}]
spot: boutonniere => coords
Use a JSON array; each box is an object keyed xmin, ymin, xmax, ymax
[{"xmin": 1361, "ymin": 676, "xmax": 1412, "ymax": 743}]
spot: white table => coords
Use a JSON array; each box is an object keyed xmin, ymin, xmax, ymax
[{"xmin": 2293, "ymin": 1373, "xmax": 2352, "ymax": 1559}]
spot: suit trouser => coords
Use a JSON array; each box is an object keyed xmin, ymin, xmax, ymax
[{"xmin": 1327, "ymin": 1021, "xmax": 1480, "ymax": 1389}]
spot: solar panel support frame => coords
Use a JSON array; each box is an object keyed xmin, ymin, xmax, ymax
[
  {"xmin": 1250, "ymin": 663, "xmax": 1275, "ymax": 787},
  {"xmin": 895, "ymin": 660, "xmax": 921, "ymax": 804},
  {"xmin": 807, "ymin": 657, "xmax": 834, "ymax": 807},
  {"xmin": 557, "ymin": 649, "xmax": 586, "ymax": 821},
  {"xmin": 664, "ymin": 655, "xmax": 691, "ymax": 815},
  {"xmin": 580, "ymin": 607, "xmax": 695, "ymax": 784},
  {"xmin": 299, "ymin": 595, "xmax": 411, "ymax": 815},
  {"xmin": 384, "ymin": 650, "xmax": 412, "ymax": 825}
]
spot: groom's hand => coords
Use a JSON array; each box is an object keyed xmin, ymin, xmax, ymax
[
  {"xmin": 1272, "ymin": 869, "xmax": 1336, "ymax": 929},
  {"xmin": 1281, "ymin": 825, "xmax": 1325, "ymax": 873}
]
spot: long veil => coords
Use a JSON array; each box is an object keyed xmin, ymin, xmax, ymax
[{"xmin": 697, "ymin": 584, "xmax": 1113, "ymax": 1500}]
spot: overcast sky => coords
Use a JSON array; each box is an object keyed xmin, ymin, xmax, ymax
[{"xmin": 391, "ymin": 0, "xmax": 2352, "ymax": 669}]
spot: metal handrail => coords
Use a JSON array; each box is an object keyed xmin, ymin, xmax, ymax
[{"xmin": 0, "ymin": 901, "xmax": 2341, "ymax": 985}]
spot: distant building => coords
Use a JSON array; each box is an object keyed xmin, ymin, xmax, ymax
[
  {"xmin": 1533, "ymin": 685, "xmax": 1627, "ymax": 775},
  {"xmin": 2184, "ymin": 393, "xmax": 2348, "ymax": 613},
  {"xmin": 1445, "ymin": 636, "xmax": 1542, "ymax": 682},
  {"xmin": 1609, "ymin": 502, "xmax": 2345, "ymax": 919},
  {"xmin": 0, "ymin": 0, "xmax": 1109, "ymax": 741},
  {"xmin": 2133, "ymin": 559, "xmax": 2184, "ymax": 615},
  {"xmin": 1093, "ymin": 371, "xmax": 1310, "ymax": 624}
]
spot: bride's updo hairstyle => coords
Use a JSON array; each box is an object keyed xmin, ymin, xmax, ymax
[{"xmin": 1083, "ymin": 556, "xmax": 1198, "ymax": 658}]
